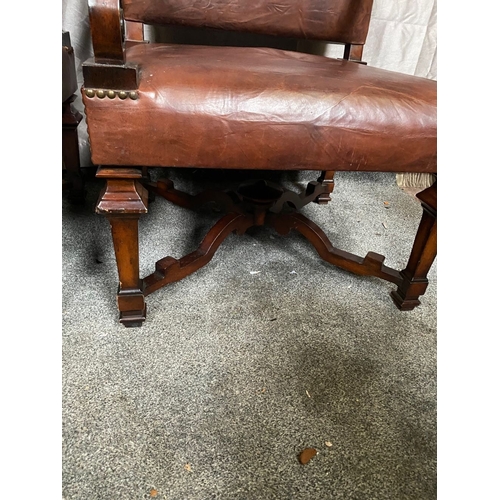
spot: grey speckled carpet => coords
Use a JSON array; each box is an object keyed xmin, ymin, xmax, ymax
[{"xmin": 62, "ymin": 170, "xmax": 436, "ymax": 500}]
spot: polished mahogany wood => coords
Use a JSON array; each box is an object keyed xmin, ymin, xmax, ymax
[
  {"xmin": 82, "ymin": 61, "xmax": 139, "ymax": 91},
  {"xmin": 96, "ymin": 167, "xmax": 148, "ymax": 326},
  {"xmin": 143, "ymin": 213, "xmax": 254, "ymax": 296},
  {"xmin": 316, "ymin": 171, "xmax": 335, "ymax": 204},
  {"xmin": 88, "ymin": 0, "xmax": 124, "ymax": 63},
  {"xmin": 96, "ymin": 171, "xmax": 436, "ymax": 326},
  {"xmin": 84, "ymin": 0, "xmax": 141, "ymax": 91},
  {"xmin": 146, "ymin": 177, "xmax": 336, "ymax": 215},
  {"xmin": 391, "ymin": 182, "xmax": 437, "ymax": 310},
  {"xmin": 108, "ymin": 215, "xmax": 147, "ymax": 327},
  {"xmin": 125, "ymin": 20, "xmax": 145, "ymax": 42},
  {"xmin": 140, "ymin": 175, "xmax": 343, "ymax": 299},
  {"xmin": 343, "ymin": 43, "xmax": 367, "ymax": 64},
  {"xmin": 96, "ymin": 167, "xmax": 149, "ymax": 213},
  {"xmin": 270, "ymin": 212, "xmax": 402, "ymax": 285}
]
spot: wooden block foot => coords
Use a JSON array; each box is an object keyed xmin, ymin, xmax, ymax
[
  {"xmin": 390, "ymin": 290, "xmax": 421, "ymax": 311},
  {"xmin": 119, "ymin": 305, "xmax": 147, "ymax": 327}
]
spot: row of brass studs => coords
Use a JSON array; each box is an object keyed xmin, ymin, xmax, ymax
[{"xmin": 84, "ymin": 89, "xmax": 139, "ymax": 100}]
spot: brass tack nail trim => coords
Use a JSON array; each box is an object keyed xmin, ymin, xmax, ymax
[{"xmin": 84, "ymin": 89, "xmax": 139, "ymax": 100}]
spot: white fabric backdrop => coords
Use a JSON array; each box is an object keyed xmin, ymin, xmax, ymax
[{"xmin": 62, "ymin": 0, "xmax": 437, "ymax": 169}]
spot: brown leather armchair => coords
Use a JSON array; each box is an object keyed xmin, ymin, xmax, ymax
[{"xmin": 82, "ymin": 0, "xmax": 437, "ymax": 327}]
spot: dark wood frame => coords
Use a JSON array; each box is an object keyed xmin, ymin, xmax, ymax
[{"xmin": 96, "ymin": 167, "xmax": 436, "ymax": 327}]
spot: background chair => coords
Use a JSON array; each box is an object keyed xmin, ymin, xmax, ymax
[
  {"xmin": 82, "ymin": 0, "xmax": 437, "ymax": 327},
  {"xmin": 62, "ymin": 30, "xmax": 85, "ymax": 203}
]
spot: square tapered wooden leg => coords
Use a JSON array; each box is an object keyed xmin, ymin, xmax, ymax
[
  {"xmin": 108, "ymin": 216, "xmax": 147, "ymax": 327},
  {"xmin": 391, "ymin": 182, "xmax": 437, "ymax": 310},
  {"xmin": 96, "ymin": 168, "xmax": 148, "ymax": 327}
]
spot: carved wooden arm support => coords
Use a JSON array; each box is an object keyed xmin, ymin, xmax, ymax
[
  {"xmin": 88, "ymin": 0, "xmax": 124, "ymax": 63},
  {"xmin": 84, "ymin": 0, "xmax": 141, "ymax": 90}
]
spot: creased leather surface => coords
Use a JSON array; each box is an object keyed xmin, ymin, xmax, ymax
[
  {"xmin": 83, "ymin": 44, "xmax": 436, "ymax": 173},
  {"xmin": 122, "ymin": 0, "xmax": 374, "ymax": 44}
]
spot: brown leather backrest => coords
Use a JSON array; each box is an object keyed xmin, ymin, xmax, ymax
[{"xmin": 122, "ymin": 0, "xmax": 374, "ymax": 44}]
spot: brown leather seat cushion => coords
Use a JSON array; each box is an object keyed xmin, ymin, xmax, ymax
[{"xmin": 83, "ymin": 44, "xmax": 436, "ymax": 173}]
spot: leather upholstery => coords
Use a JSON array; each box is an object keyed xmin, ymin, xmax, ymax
[
  {"xmin": 122, "ymin": 0, "xmax": 374, "ymax": 44},
  {"xmin": 83, "ymin": 44, "xmax": 436, "ymax": 173}
]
